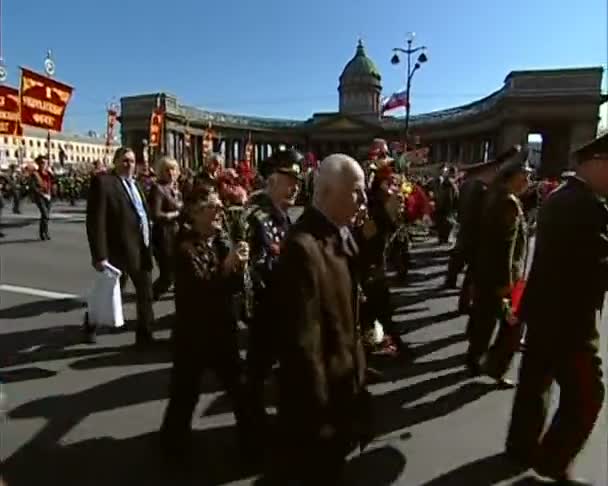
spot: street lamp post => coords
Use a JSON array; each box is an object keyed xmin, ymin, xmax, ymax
[{"xmin": 391, "ymin": 32, "xmax": 428, "ymax": 147}]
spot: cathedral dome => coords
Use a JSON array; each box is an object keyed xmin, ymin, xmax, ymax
[
  {"xmin": 339, "ymin": 39, "xmax": 382, "ymax": 86},
  {"xmin": 339, "ymin": 40, "xmax": 382, "ymax": 115}
]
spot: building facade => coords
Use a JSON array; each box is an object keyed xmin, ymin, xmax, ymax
[
  {"xmin": 0, "ymin": 126, "xmax": 119, "ymax": 170},
  {"xmin": 120, "ymin": 41, "xmax": 606, "ymax": 177}
]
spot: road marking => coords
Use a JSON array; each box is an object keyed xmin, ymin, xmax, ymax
[
  {"xmin": 4, "ymin": 213, "xmax": 84, "ymax": 220},
  {"xmin": 0, "ymin": 284, "xmax": 82, "ymax": 300}
]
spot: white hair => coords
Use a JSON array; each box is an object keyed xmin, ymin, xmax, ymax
[{"xmin": 313, "ymin": 153, "xmax": 363, "ymax": 206}]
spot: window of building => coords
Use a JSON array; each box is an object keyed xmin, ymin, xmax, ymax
[
  {"xmin": 29, "ymin": 140, "xmax": 33, "ymax": 147},
  {"xmin": 3, "ymin": 137, "xmax": 7, "ymax": 144},
  {"xmin": 5, "ymin": 150, "xmax": 9, "ymax": 157},
  {"xmin": 51, "ymin": 142, "xmax": 56, "ymax": 149}
]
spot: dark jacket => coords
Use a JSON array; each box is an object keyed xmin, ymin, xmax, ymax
[
  {"xmin": 149, "ymin": 181, "xmax": 182, "ymax": 249},
  {"xmin": 519, "ymin": 177, "xmax": 608, "ymax": 349},
  {"xmin": 457, "ymin": 177, "xmax": 488, "ymax": 261},
  {"xmin": 172, "ymin": 231, "xmax": 242, "ymax": 352},
  {"xmin": 86, "ymin": 173, "xmax": 153, "ymax": 274},
  {"xmin": 472, "ymin": 184, "xmax": 528, "ymax": 291},
  {"xmin": 273, "ymin": 207, "xmax": 371, "ymax": 461}
]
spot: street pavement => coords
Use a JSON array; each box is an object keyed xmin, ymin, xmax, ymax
[{"xmin": 0, "ymin": 202, "xmax": 606, "ymax": 486}]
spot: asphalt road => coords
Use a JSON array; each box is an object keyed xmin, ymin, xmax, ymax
[{"xmin": 0, "ymin": 202, "xmax": 606, "ymax": 486}]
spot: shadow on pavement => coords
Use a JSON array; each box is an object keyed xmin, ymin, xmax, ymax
[
  {"xmin": 2, "ymin": 425, "xmax": 255, "ymax": 486},
  {"xmin": 0, "ymin": 313, "xmax": 174, "ymax": 368},
  {"xmin": 396, "ymin": 310, "xmax": 463, "ymax": 334},
  {"xmin": 0, "ymin": 297, "xmax": 85, "ymax": 320},
  {"xmin": 0, "ymin": 366, "xmax": 57, "ymax": 383},
  {"xmin": 0, "ymin": 238, "xmax": 42, "ymax": 245},
  {"xmin": 374, "ymin": 377, "xmax": 496, "ymax": 437},
  {"xmin": 420, "ymin": 451, "xmax": 529, "ymax": 485}
]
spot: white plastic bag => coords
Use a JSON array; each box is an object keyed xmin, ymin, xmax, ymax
[
  {"xmin": 372, "ymin": 320, "xmax": 384, "ymax": 344},
  {"xmin": 87, "ymin": 262, "xmax": 124, "ymax": 328}
]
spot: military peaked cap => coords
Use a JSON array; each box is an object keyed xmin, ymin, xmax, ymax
[
  {"xmin": 259, "ymin": 148, "xmax": 304, "ymax": 180},
  {"xmin": 572, "ymin": 132, "xmax": 608, "ymax": 164},
  {"xmin": 496, "ymin": 144, "xmax": 533, "ymax": 179}
]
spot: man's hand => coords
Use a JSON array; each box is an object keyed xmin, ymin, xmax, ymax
[{"xmin": 362, "ymin": 219, "xmax": 377, "ymax": 239}]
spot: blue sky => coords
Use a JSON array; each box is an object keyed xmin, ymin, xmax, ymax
[{"xmin": 2, "ymin": 0, "xmax": 606, "ymax": 134}]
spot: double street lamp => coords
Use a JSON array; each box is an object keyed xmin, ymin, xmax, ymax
[{"xmin": 391, "ymin": 32, "xmax": 428, "ymax": 145}]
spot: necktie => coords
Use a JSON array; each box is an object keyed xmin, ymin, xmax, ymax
[{"xmin": 126, "ymin": 179, "xmax": 150, "ymax": 247}]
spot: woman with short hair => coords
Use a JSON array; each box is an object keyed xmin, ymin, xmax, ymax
[{"xmin": 149, "ymin": 156, "xmax": 182, "ymax": 300}]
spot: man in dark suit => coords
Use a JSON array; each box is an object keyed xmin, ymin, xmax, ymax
[
  {"xmin": 506, "ymin": 134, "xmax": 608, "ymax": 486},
  {"xmin": 270, "ymin": 154, "xmax": 372, "ymax": 485},
  {"xmin": 85, "ymin": 146, "xmax": 156, "ymax": 346}
]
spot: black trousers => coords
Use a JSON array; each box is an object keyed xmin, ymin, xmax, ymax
[
  {"xmin": 35, "ymin": 197, "xmax": 51, "ymax": 239},
  {"xmin": 12, "ymin": 189, "xmax": 21, "ymax": 213},
  {"xmin": 361, "ymin": 276, "xmax": 393, "ymax": 335},
  {"xmin": 246, "ymin": 299, "xmax": 276, "ymax": 428},
  {"xmin": 152, "ymin": 230, "xmax": 176, "ymax": 299},
  {"xmin": 435, "ymin": 214, "xmax": 452, "ymax": 244},
  {"xmin": 506, "ymin": 329, "xmax": 604, "ymax": 477},
  {"xmin": 445, "ymin": 245, "xmax": 466, "ymax": 287},
  {"xmin": 161, "ymin": 338, "xmax": 251, "ymax": 453},
  {"xmin": 466, "ymin": 290, "xmax": 520, "ymax": 378},
  {"xmin": 130, "ymin": 269, "xmax": 155, "ymax": 340}
]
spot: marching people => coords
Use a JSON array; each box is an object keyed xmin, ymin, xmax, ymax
[
  {"xmin": 444, "ymin": 147, "xmax": 520, "ymax": 308},
  {"xmin": 269, "ymin": 154, "xmax": 372, "ymax": 485},
  {"xmin": 465, "ymin": 146, "xmax": 531, "ymax": 387},
  {"xmin": 149, "ymin": 156, "xmax": 182, "ymax": 301},
  {"xmin": 8, "ymin": 164, "xmax": 22, "ymax": 214},
  {"xmin": 359, "ymin": 163, "xmax": 411, "ymax": 359},
  {"xmin": 444, "ymin": 160, "xmax": 498, "ymax": 292},
  {"xmin": 30, "ymin": 155, "xmax": 54, "ymax": 241},
  {"xmin": 244, "ymin": 148, "xmax": 302, "ymax": 434},
  {"xmin": 160, "ymin": 187, "xmax": 254, "ymax": 463},
  {"xmin": 433, "ymin": 165, "xmax": 459, "ymax": 244},
  {"xmin": 506, "ymin": 134, "xmax": 608, "ymax": 486},
  {"xmin": 84, "ymin": 147, "xmax": 156, "ymax": 346}
]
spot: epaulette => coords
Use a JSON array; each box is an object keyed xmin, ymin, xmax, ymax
[{"xmin": 248, "ymin": 205, "xmax": 271, "ymax": 223}]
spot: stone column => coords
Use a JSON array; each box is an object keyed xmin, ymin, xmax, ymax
[
  {"xmin": 499, "ymin": 123, "xmax": 528, "ymax": 154},
  {"xmin": 164, "ymin": 131, "xmax": 174, "ymax": 160},
  {"xmin": 569, "ymin": 121, "xmax": 598, "ymax": 166},
  {"xmin": 540, "ymin": 127, "xmax": 571, "ymax": 177}
]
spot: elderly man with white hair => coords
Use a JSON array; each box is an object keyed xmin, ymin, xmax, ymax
[{"xmin": 269, "ymin": 153, "xmax": 373, "ymax": 485}]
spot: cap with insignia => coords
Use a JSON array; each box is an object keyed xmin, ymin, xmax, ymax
[
  {"xmin": 496, "ymin": 144, "xmax": 533, "ymax": 179},
  {"xmin": 461, "ymin": 145, "xmax": 521, "ymax": 174},
  {"xmin": 572, "ymin": 132, "xmax": 608, "ymax": 164},
  {"xmin": 260, "ymin": 148, "xmax": 304, "ymax": 180}
]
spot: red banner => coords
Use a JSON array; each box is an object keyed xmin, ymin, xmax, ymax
[
  {"xmin": 19, "ymin": 67, "xmax": 73, "ymax": 131},
  {"xmin": 149, "ymin": 109, "xmax": 164, "ymax": 147},
  {"xmin": 0, "ymin": 85, "xmax": 23, "ymax": 136}
]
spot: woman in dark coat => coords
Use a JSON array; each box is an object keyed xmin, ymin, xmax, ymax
[
  {"xmin": 148, "ymin": 156, "xmax": 182, "ymax": 300},
  {"xmin": 160, "ymin": 187, "xmax": 253, "ymax": 462}
]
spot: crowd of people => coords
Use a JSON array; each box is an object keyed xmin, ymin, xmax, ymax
[{"xmin": 1, "ymin": 131, "xmax": 606, "ymax": 485}]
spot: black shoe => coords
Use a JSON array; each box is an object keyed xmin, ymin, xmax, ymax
[
  {"xmin": 504, "ymin": 445, "xmax": 533, "ymax": 469},
  {"xmin": 0, "ymin": 231, "xmax": 5, "ymax": 238},
  {"xmin": 135, "ymin": 333, "xmax": 157, "ymax": 348}
]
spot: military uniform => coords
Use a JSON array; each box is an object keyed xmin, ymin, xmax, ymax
[
  {"xmin": 506, "ymin": 135, "xmax": 608, "ymax": 482},
  {"xmin": 433, "ymin": 167, "xmax": 459, "ymax": 244},
  {"xmin": 244, "ymin": 149, "xmax": 302, "ymax": 431},
  {"xmin": 467, "ymin": 154, "xmax": 531, "ymax": 381}
]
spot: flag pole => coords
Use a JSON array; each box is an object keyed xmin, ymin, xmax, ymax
[{"xmin": 44, "ymin": 50, "xmax": 56, "ymax": 162}]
